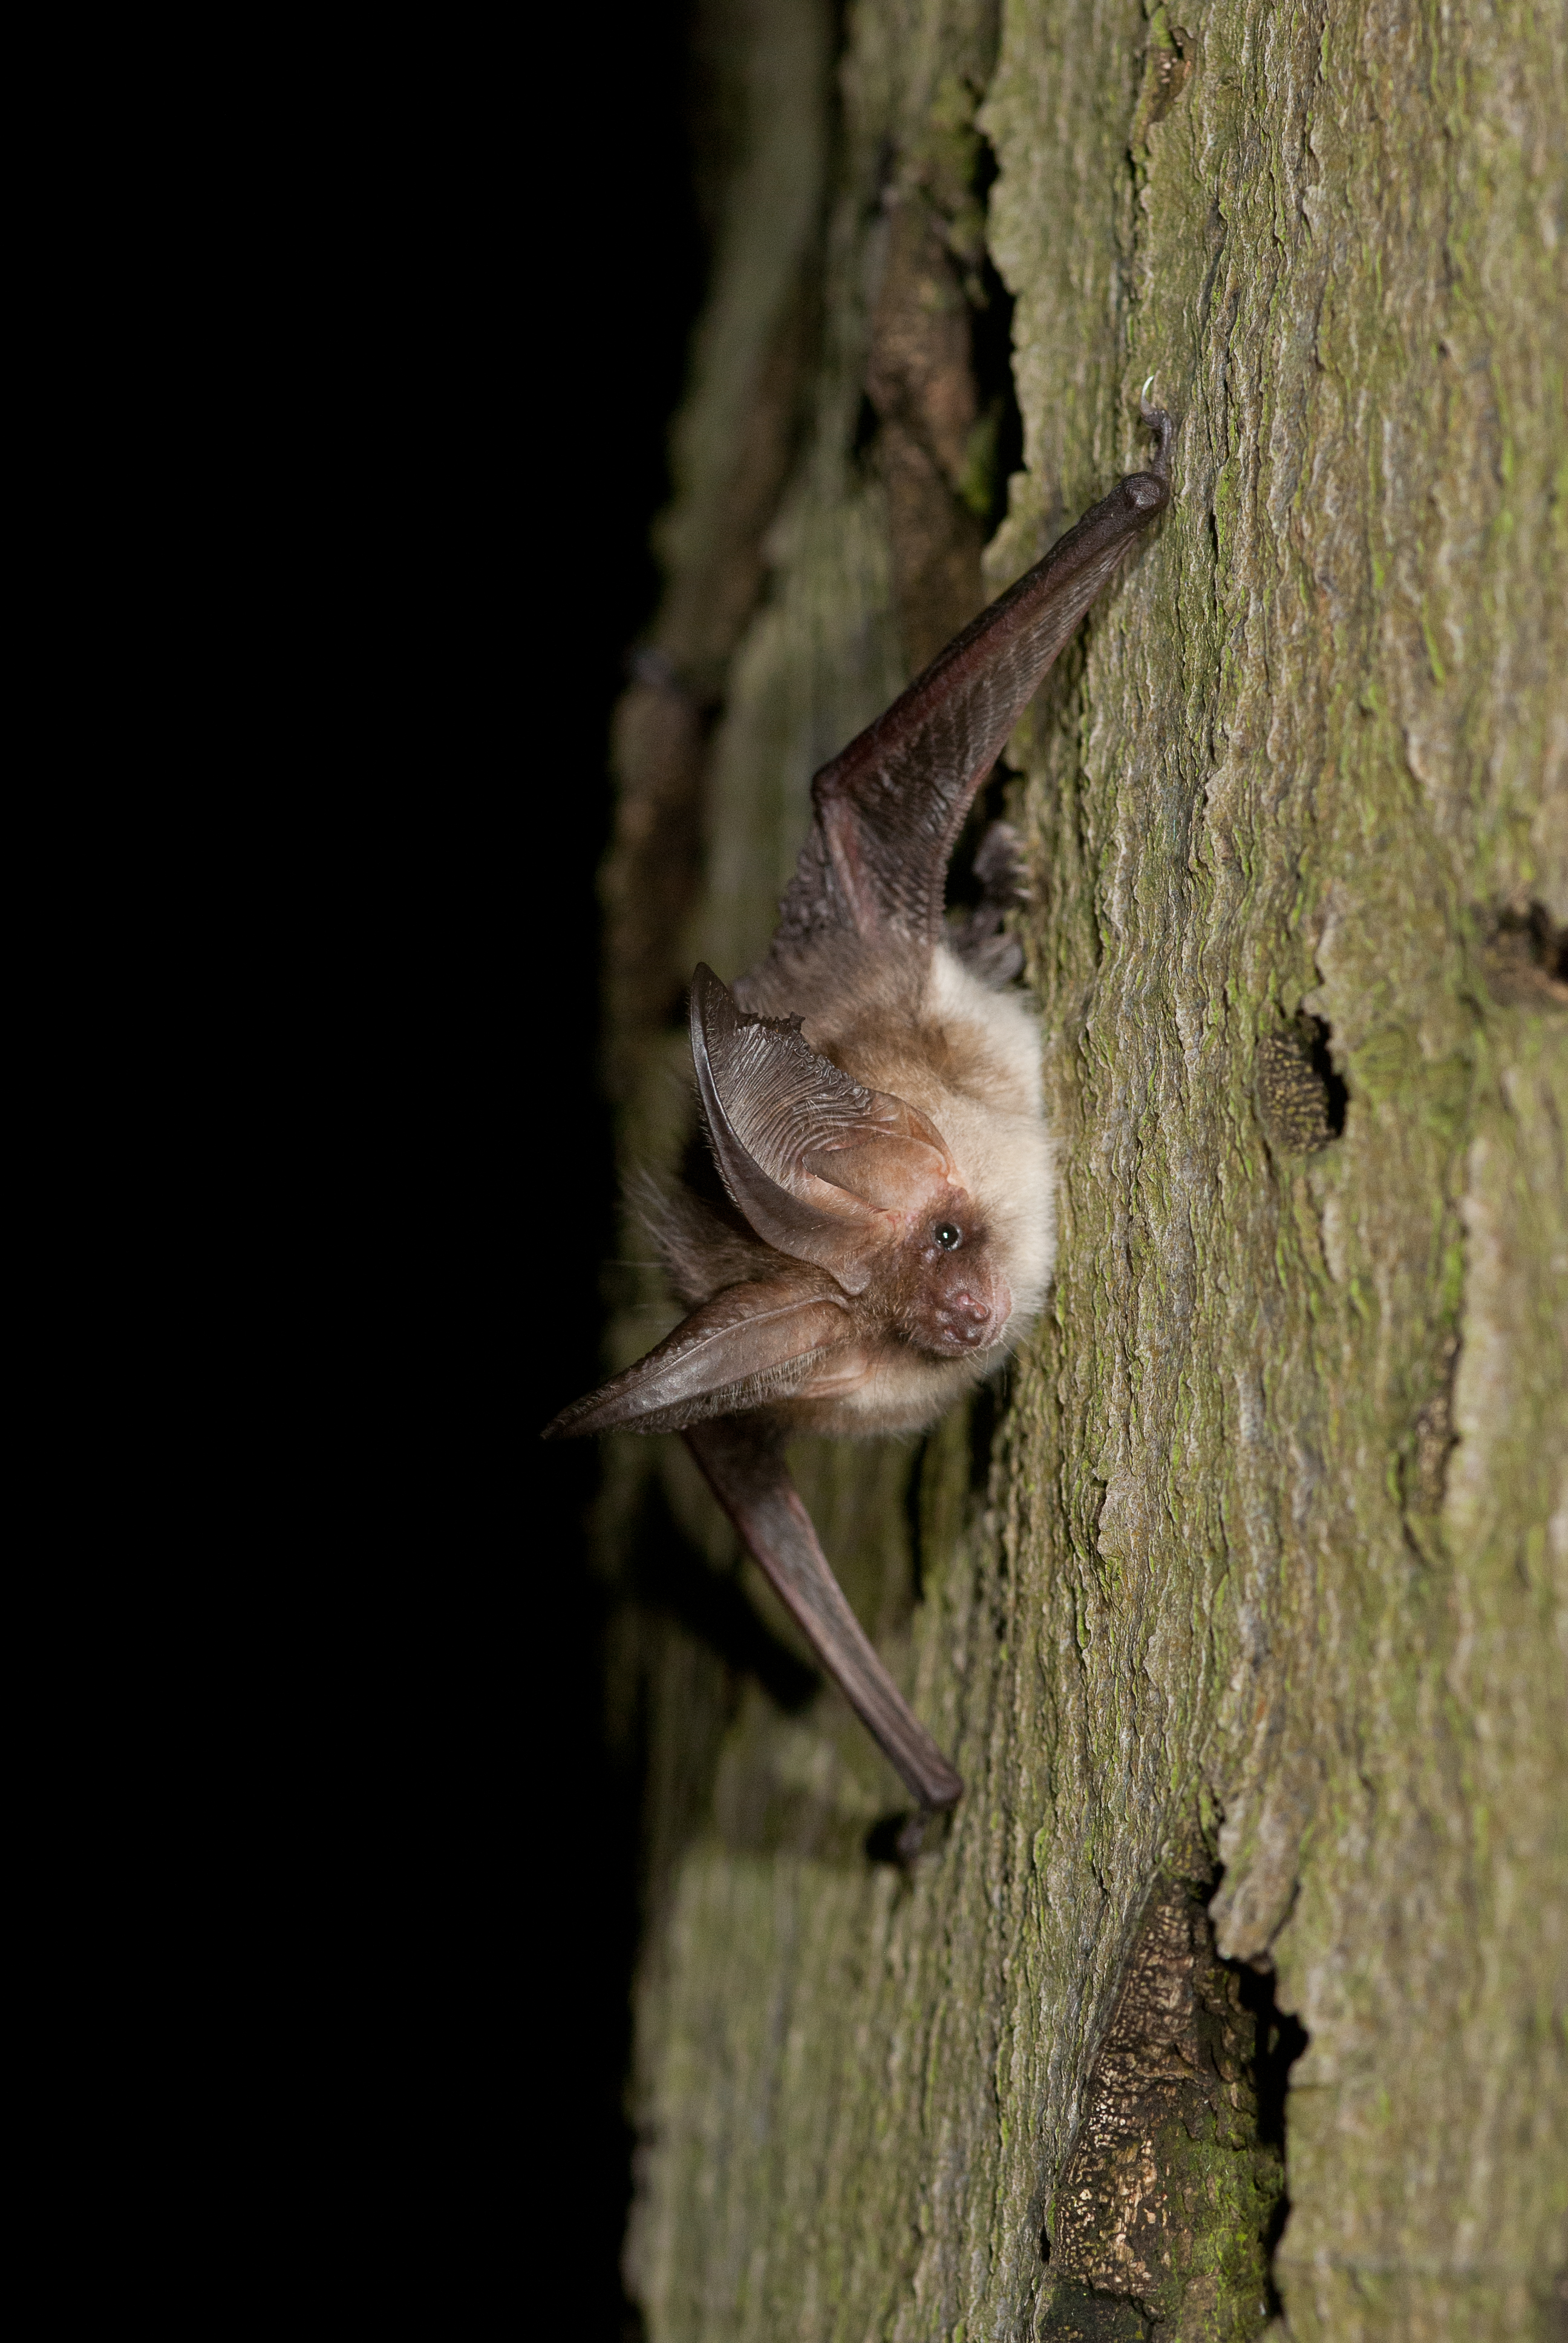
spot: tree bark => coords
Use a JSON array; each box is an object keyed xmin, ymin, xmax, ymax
[{"xmin": 600, "ymin": 2, "xmax": 1567, "ymax": 2337}]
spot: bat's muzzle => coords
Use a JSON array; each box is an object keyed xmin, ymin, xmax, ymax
[{"xmin": 916, "ymin": 1265, "xmax": 1013, "ymax": 1355}]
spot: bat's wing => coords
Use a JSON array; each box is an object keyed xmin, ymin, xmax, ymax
[
  {"xmin": 542, "ymin": 1273, "xmax": 855, "ymax": 1440},
  {"xmin": 685, "ymin": 1414, "xmax": 964, "ymax": 1810},
  {"xmin": 768, "ymin": 410, "xmax": 1172, "ymax": 962}
]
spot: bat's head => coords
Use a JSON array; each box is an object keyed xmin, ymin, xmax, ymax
[
  {"xmin": 685, "ymin": 964, "xmax": 1019, "ymax": 1368},
  {"xmin": 877, "ymin": 1195, "xmax": 1013, "ymax": 1358},
  {"xmin": 541, "ymin": 966, "xmax": 1023, "ymax": 1444}
]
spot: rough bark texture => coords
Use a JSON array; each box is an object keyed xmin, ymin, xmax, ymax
[{"xmin": 598, "ymin": 2, "xmax": 1567, "ymax": 2337}]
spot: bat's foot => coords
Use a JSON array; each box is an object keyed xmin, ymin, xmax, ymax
[
  {"xmin": 950, "ymin": 821, "xmax": 1029, "ymax": 986},
  {"xmin": 972, "ymin": 818, "xmax": 1030, "ymax": 905}
]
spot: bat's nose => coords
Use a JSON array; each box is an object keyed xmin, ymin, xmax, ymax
[
  {"xmin": 934, "ymin": 1291, "xmax": 991, "ymax": 1345},
  {"xmin": 913, "ymin": 1266, "xmax": 1012, "ymax": 1357}
]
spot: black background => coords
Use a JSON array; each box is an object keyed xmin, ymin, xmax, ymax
[
  {"xmin": 309, "ymin": 16, "xmax": 710, "ymax": 2321},
  {"xmin": 522, "ymin": 8, "xmax": 707, "ymax": 2331}
]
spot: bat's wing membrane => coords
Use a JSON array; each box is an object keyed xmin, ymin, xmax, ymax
[
  {"xmin": 769, "ymin": 417, "xmax": 1171, "ymax": 959},
  {"xmin": 686, "ymin": 1414, "xmax": 964, "ymax": 1810}
]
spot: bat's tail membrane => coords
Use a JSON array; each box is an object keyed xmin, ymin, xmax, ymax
[{"xmin": 685, "ymin": 1414, "xmax": 965, "ymax": 1812}]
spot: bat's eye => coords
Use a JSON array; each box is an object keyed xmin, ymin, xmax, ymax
[{"xmin": 934, "ymin": 1222, "xmax": 962, "ymax": 1250}]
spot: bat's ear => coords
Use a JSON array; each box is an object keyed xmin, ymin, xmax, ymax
[
  {"xmin": 690, "ymin": 966, "xmax": 958, "ymax": 1295},
  {"xmin": 541, "ymin": 1275, "xmax": 854, "ymax": 1440}
]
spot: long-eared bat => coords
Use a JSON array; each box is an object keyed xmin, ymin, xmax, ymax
[{"xmin": 547, "ymin": 406, "xmax": 1174, "ymax": 1815}]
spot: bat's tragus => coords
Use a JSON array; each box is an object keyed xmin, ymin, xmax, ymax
[{"xmin": 546, "ymin": 405, "xmax": 1177, "ymax": 1817}]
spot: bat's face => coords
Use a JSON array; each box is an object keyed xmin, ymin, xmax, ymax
[{"xmin": 879, "ymin": 1198, "xmax": 1013, "ymax": 1357}]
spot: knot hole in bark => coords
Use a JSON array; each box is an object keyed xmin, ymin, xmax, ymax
[
  {"xmin": 1255, "ymin": 1015, "xmax": 1347, "ymax": 1158},
  {"xmin": 1038, "ymin": 1872, "xmax": 1307, "ymax": 2341},
  {"xmin": 1478, "ymin": 901, "xmax": 1568, "ymax": 1009}
]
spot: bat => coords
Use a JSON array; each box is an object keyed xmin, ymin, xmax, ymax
[{"xmin": 546, "ymin": 404, "xmax": 1174, "ymax": 1815}]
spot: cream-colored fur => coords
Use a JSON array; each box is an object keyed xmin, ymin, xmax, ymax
[{"xmin": 783, "ymin": 945, "xmax": 1054, "ymax": 1435}]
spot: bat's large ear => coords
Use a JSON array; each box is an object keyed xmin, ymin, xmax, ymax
[
  {"xmin": 541, "ymin": 1274, "xmax": 854, "ymax": 1440},
  {"xmin": 690, "ymin": 965, "xmax": 958, "ymax": 1296}
]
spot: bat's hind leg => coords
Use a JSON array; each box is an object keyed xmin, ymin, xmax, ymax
[{"xmin": 950, "ymin": 820, "xmax": 1029, "ymax": 986}]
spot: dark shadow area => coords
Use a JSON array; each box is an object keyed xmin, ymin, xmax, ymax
[
  {"xmin": 864, "ymin": 1803, "xmax": 955, "ymax": 1867},
  {"xmin": 904, "ymin": 1432, "xmax": 932, "ymax": 1603},
  {"xmin": 865, "ymin": 1810, "xmax": 914, "ymax": 1864},
  {"xmin": 1540, "ymin": 908, "xmax": 1568, "ymax": 984},
  {"xmin": 968, "ymin": 1368, "xmax": 1006, "ymax": 1495},
  {"xmin": 1300, "ymin": 1011, "xmax": 1349, "ymax": 1139},
  {"xmin": 851, "ymin": 386, "xmax": 881, "ymax": 467},
  {"xmin": 946, "ymin": 758, "xmax": 1019, "ymax": 914},
  {"xmin": 524, "ymin": 8, "xmax": 710, "ymax": 2337},
  {"xmin": 634, "ymin": 1477, "xmax": 821, "ymax": 1714},
  {"xmin": 1232, "ymin": 1958, "xmax": 1310, "ymax": 2313},
  {"xmin": 1507, "ymin": 902, "xmax": 1568, "ymax": 984},
  {"xmin": 969, "ymin": 139, "xmax": 1025, "ymax": 541},
  {"xmin": 1234, "ymin": 1958, "xmax": 1310, "ymax": 2151},
  {"xmin": 944, "ymin": 137, "xmax": 1025, "ymax": 919},
  {"xmin": 1481, "ymin": 901, "xmax": 1568, "ymax": 1006}
]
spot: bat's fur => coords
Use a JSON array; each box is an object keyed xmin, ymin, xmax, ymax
[
  {"xmin": 629, "ymin": 921, "xmax": 1050, "ymax": 1437},
  {"xmin": 733, "ymin": 936, "xmax": 1051, "ymax": 1432}
]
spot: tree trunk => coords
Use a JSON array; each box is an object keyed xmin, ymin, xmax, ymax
[{"xmin": 599, "ymin": 2, "xmax": 1567, "ymax": 2336}]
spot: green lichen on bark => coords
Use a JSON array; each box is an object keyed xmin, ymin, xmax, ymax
[{"xmin": 603, "ymin": 1, "xmax": 1568, "ymax": 2338}]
